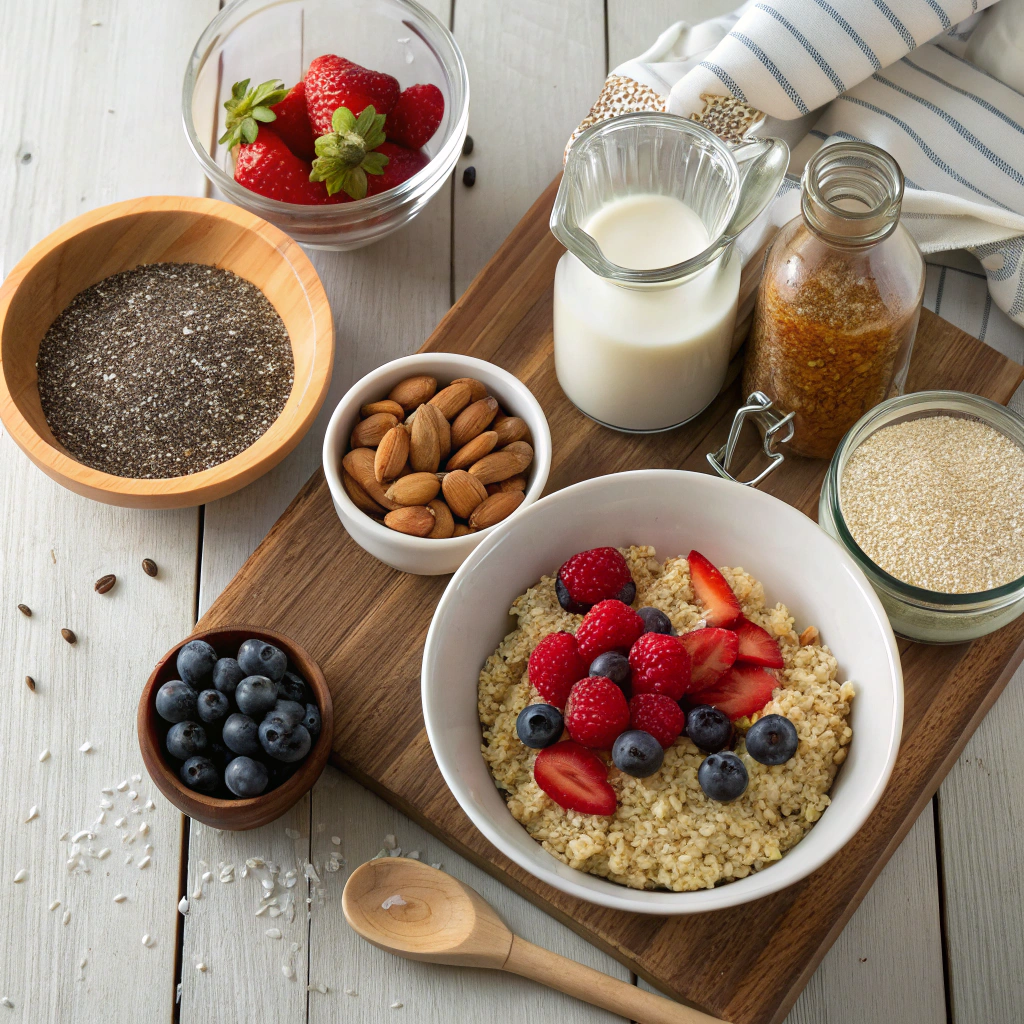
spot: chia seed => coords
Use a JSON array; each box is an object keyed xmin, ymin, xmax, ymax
[{"xmin": 36, "ymin": 263, "xmax": 294, "ymax": 479}]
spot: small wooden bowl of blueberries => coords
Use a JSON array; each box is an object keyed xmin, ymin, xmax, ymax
[{"xmin": 138, "ymin": 626, "xmax": 333, "ymax": 829}]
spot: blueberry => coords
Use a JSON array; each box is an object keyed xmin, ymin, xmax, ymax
[
  {"xmin": 224, "ymin": 756, "xmax": 269, "ymax": 798},
  {"xmin": 235, "ymin": 675, "xmax": 278, "ymax": 718},
  {"xmin": 265, "ymin": 759, "xmax": 297, "ymax": 791},
  {"xmin": 265, "ymin": 699, "xmax": 305, "ymax": 729},
  {"xmin": 612, "ymin": 730, "xmax": 664, "ymax": 777},
  {"xmin": 237, "ymin": 639, "xmax": 287, "ymax": 683},
  {"xmin": 277, "ymin": 670, "xmax": 307, "ymax": 703},
  {"xmin": 685, "ymin": 704, "xmax": 734, "ymax": 754},
  {"xmin": 196, "ymin": 689, "xmax": 230, "ymax": 724},
  {"xmin": 698, "ymin": 752, "xmax": 748, "ymax": 801},
  {"xmin": 637, "ymin": 606, "xmax": 674, "ymax": 635},
  {"xmin": 515, "ymin": 704, "xmax": 564, "ymax": 749},
  {"xmin": 207, "ymin": 741, "xmax": 231, "ymax": 770},
  {"xmin": 303, "ymin": 703, "xmax": 321, "ymax": 743},
  {"xmin": 222, "ymin": 713, "xmax": 262, "ymax": 756},
  {"xmin": 176, "ymin": 639, "xmax": 217, "ymax": 688},
  {"xmin": 180, "ymin": 756, "xmax": 219, "ymax": 794},
  {"xmin": 555, "ymin": 576, "xmax": 589, "ymax": 615},
  {"xmin": 616, "ymin": 581, "xmax": 637, "ymax": 605},
  {"xmin": 212, "ymin": 657, "xmax": 245, "ymax": 696},
  {"xmin": 165, "ymin": 721, "xmax": 207, "ymax": 760},
  {"xmin": 588, "ymin": 651, "xmax": 631, "ymax": 689},
  {"xmin": 155, "ymin": 680, "xmax": 198, "ymax": 723},
  {"xmin": 745, "ymin": 714, "xmax": 798, "ymax": 765},
  {"xmin": 258, "ymin": 719, "xmax": 312, "ymax": 763}
]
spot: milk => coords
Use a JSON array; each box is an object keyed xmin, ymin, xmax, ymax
[{"xmin": 553, "ymin": 193, "xmax": 740, "ymax": 432}]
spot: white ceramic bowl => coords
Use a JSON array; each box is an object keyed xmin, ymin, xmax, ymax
[
  {"xmin": 422, "ymin": 470, "xmax": 903, "ymax": 914},
  {"xmin": 323, "ymin": 353, "xmax": 552, "ymax": 575}
]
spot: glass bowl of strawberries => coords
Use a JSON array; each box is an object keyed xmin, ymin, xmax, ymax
[{"xmin": 183, "ymin": 0, "xmax": 469, "ymax": 249}]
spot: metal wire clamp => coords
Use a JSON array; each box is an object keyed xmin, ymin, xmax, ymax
[{"xmin": 707, "ymin": 391, "xmax": 795, "ymax": 487}]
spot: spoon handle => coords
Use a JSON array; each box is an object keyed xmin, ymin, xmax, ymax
[{"xmin": 502, "ymin": 935, "xmax": 729, "ymax": 1024}]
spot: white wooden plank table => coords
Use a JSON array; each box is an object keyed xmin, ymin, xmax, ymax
[{"xmin": 1, "ymin": 2, "xmax": 1021, "ymax": 1022}]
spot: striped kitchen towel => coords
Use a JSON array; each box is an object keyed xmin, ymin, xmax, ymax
[{"xmin": 573, "ymin": 0, "xmax": 1024, "ymax": 327}]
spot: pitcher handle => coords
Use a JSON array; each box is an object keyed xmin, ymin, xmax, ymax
[{"xmin": 720, "ymin": 138, "xmax": 790, "ymax": 245}]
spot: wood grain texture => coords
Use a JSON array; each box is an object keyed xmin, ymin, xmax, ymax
[
  {"xmin": 197, "ymin": 177, "xmax": 1024, "ymax": 1024},
  {"xmin": 0, "ymin": 1, "xmax": 217, "ymax": 1020}
]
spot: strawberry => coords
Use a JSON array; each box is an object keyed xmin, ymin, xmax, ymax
[
  {"xmin": 385, "ymin": 83, "xmax": 444, "ymax": 149},
  {"xmin": 305, "ymin": 54, "xmax": 400, "ymax": 135},
  {"xmin": 628, "ymin": 633, "xmax": 692, "ymax": 700},
  {"xmin": 219, "ymin": 78, "xmax": 289, "ymax": 148},
  {"xmin": 574, "ymin": 600, "xmax": 644, "ymax": 663},
  {"xmin": 679, "ymin": 627, "xmax": 739, "ymax": 689},
  {"xmin": 628, "ymin": 693, "xmax": 685, "ymax": 749},
  {"xmin": 270, "ymin": 80, "xmax": 316, "ymax": 160},
  {"xmin": 533, "ymin": 741, "xmax": 617, "ymax": 816},
  {"xmin": 364, "ymin": 141, "xmax": 429, "ymax": 197},
  {"xmin": 557, "ymin": 547, "xmax": 635, "ymax": 614},
  {"xmin": 687, "ymin": 550, "xmax": 742, "ymax": 627},
  {"xmin": 564, "ymin": 677, "xmax": 630, "ymax": 749},
  {"xmin": 691, "ymin": 664, "xmax": 778, "ymax": 721},
  {"xmin": 309, "ymin": 105, "xmax": 390, "ymax": 200},
  {"xmin": 527, "ymin": 631, "xmax": 586, "ymax": 710},
  {"xmin": 734, "ymin": 618, "xmax": 785, "ymax": 668},
  {"xmin": 233, "ymin": 128, "xmax": 329, "ymax": 205}
]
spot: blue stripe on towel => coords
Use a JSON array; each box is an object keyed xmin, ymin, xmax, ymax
[
  {"xmin": 874, "ymin": 75, "xmax": 1024, "ymax": 189},
  {"xmin": 810, "ymin": 0, "xmax": 881, "ymax": 70},
  {"xmin": 870, "ymin": 0, "xmax": 917, "ymax": 50},
  {"xmin": 901, "ymin": 57, "xmax": 1024, "ymax": 137},
  {"xmin": 697, "ymin": 62, "xmax": 748, "ymax": 102},
  {"xmin": 838, "ymin": 95, "xmax": 1013, "ymax": 209},
  {"xmin": 754, "ymin": 5, "xmax": 845, "ymax": 95},
  {"xmin": 920, "ymin": 0, "xmax": 951, "ymax": 30},
  {"xmin": 731, "ymin": 32, "xmax": 810, "ymax": 114},
  {"xmin": 974, "ymin": 238, "xmax": 1023, "ymax": 283}
]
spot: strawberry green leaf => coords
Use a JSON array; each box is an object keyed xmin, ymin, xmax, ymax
[
  {"xmin": 220, "ymin": 77, "xmax": 288, "ymax": 148},
  {"xmin": 331, "ymin": 106, "xmax": 357, "ymax": 133},
  {"xmin": 240, "ymin": 118, "xmax": 259, "ymax": 144},
  {"xmin": 251, "ymin": 106, "xmax": 278, "ymax": 123},
  {"xmin": 311, "ymin": 106, "xmax": 391, "ymax": 198},
  {"xmin": 362, "ymin": 151, "xmax": 389, "ymax": 175}
]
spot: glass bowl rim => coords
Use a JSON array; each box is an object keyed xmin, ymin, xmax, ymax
[
  {"xmin": 824, "ymin": 389, "xmax": 1024, "ymax": 609},
  {"xmin": 181, "ymin": 0, "xmax": 470, "ymax": 221}
]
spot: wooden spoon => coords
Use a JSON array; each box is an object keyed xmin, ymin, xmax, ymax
[{"xmin": 342, "ymin": 857, "xmax": 729, "ymax": 1024}]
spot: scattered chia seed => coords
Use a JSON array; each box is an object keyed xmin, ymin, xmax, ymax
[{"xmin": 36, "ymin": 263, "xmax": 294, "ymax": 479}]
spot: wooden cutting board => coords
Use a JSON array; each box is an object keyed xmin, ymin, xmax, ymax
[{"xmin": 199, "ymin": 179, "xmax": 1024, "ymax": 1024}]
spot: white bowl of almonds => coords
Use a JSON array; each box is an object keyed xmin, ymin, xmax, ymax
[{"xmin": 323, "ymin": 353, "xmax": 551, "ymax": 575}]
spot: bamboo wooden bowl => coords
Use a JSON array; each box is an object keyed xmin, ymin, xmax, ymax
[
  {"xmin": 138, "ymin": 626, "xmax": 334, "ymax": 830},
  {"xmin": 0, "ymin": 196, "xmax": 334, "ymax": 508}
]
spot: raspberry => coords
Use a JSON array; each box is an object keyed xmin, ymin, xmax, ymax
[
  {"xmin": 557, "ymin": 547, "xmax": 635, "ymax": 613},
  {"xmin": 574, "ymin": 600, "xmax": 644, "ymax": 663},
  {"xmin": 564, "ymin": 677, "xmax": 630, "ymax": 749},
  {"xmin": 628, "ymin": 633, "xmax": 692, "ymax": 700},
  {"xmin": 527, "ymin": 631, "xmax": 586, "ymax": 709},
  {"xmin": 628, "ymin": 693, "xmax": 686, "ymax": 749}
]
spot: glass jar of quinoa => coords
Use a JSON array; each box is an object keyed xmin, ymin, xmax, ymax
[{"xmin": 743, "ymin": 141, "xmax": 925, "ymax": 459}]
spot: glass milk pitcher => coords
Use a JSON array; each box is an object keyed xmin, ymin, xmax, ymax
[{"xmin": 550, "ymin": 114, "xmax": 788, "ymax": 433}]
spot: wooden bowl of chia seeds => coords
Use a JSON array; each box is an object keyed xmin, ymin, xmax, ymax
[{"xmin": 0, "ymin": 196, "xmax": 334, "ymax": 507}]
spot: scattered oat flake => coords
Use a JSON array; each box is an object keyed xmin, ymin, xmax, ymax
[
  {"xmin": 39, "ymin": 749, "xmax": 50, "ymax": 762},
  {"xmin": 391, "ymin": 1001, "xmax": 404, "ymax": 1009},
  {"xmin": 128, "ymin": 791, "xmax": 138, "ymax": 801},
  {"xmin": 142, "ymin": 934, "xmax": 153, "ymax": 947},
  {"xmin": 97, "ymin": 848, "xmax": 110, "ymax": 860},
  {"xmin": 203, "ymin": 871, "xmax": 213, "ymax": 883},
  {"xmin": 139, "ymin": 822, "xmax": 149, "ymax": 835},
  {"xmin": 265, "ymin": 928, "xmax": 282, "ymax": 939},
  {"xmin": 79, "ymin": 741, "xmax": 93, "ymax": 753},
  {"xmin": 116, "ymin": 780, "xmax": 128, "ymax": 791},
  {"xmin": 59, "ymin": 831, "xmax": 69, "ymax": 841},
  {"xmin": 138, "ymin": 856, "xmax": 151, "ymax": 869},
  {"xmin": 381, "ymin": 894, "xmax": 407, "ymax": 910},
  {"xmin": 282, "ymin": 963, "xmax": 295, "ymax": 980},
  {"xmin": 49, "ymin": 900, "xmax": 60, "ymax": 911},
  {"xmin": 345, "ymin": 988, "xmax": 358, "ymax": 997},
  {"xmin": 132, "ymin": 773, "xmax": 142, "ymax": 782},
  {"xmin": 144, "ymin": 799, "xmax": 155, "ymax": 810},
  {"xmin": 407, "ymin": 851, "xmax": 420, "ymax": 860},
  {"xmin": 13, "ymin": 869, "xmax": 27, "ymax": 883},
  {"xmin": 384, "ymin": 834, "xmax": 397, "ymax": 850},
  {"xmin": 196, "ymin": 962, "xmax": 207, "ymax": 972},
  {"xmin": 308, "ymin": 983, "xmax": 328, "ymax": 994},
  {"xmin": 114, "ymin": 894, "xmax": 127, "ymax": 903},
  {"xmin": 331, "ymin": 836, "xmax": 341, "ymax": 846},
  {"xmin": 285, "ymin": 827, "xmax": 300, "ymax": 839},
  {"xmin": 430, "ymin": 863, "xmax": 442, "ymax": 871},
  {"xmin": 25, "ymin": 805, "xmax": 39, "ymax": 822},
  {"xmin": 0, "ymin": 997, "xmax": 11, "ymax": 1009},
  {"xmin": 178, "ymin": 897, "xmax": 189, "ymax": 915},
  {"xmin": 114, "ymin": 817, "xmax": 126, "ymax": 828},
  {"xmin": 63, "ymin": 910, "xmax": 71, "ymax": 925},
  {"xmin": 255, "ymin": 905, "xmax": 269, "ymax": 917}
]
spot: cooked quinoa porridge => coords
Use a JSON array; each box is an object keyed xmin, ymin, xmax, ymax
[{"xmin": 478, "ymin": 545, "xmax": 855, "ymax": 892}]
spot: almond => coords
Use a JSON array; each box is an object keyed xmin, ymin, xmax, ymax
[
  {"xmin": 498, "ymin": 474, "xmax": 527, "ymax": 492},
  {"xmin": 450, "ymin": 377, "xmax": 489, "ymax": 402},
  {"xmin": 409, "ymin": 403, "xmax": 441, "ymax": 473},
  {"xmin": 343, "ymin": 470, "xmax": 385, "ymax": 517},
  {"xmin": 388, "ymin": 375, "xmax": 437, "ymax": 412},
  {"xmin": 425, "ymin": 403, "xmax": 452, "ymax": 459},
  {"xmin": 452, "ymin": 524, "xmax": 475, "ymax": 537},
  {"xmin": 427, "ymin": 499, "xmax": 455, "ymax": 538},
  {"xmin": 342, "ymin": 448, "xmax": 400, "ymax": 511},
  {"xmin": 374, "ymin": 425, "xmax": 410, "ymax": 482},
  {"xmin": 492, "ymin": 415, "xmax": 530, "ymax": 447},
  {"xmin": 442, "ymin": 469, "xmax": 488, "ymax": 519},
  {"xmin": 350, "ymin": 412, "xmax": 398, "ymax": 449},
  {"xmin": 446, "ymin": 430, "xmax": 498, "ymax": 471},
  {"xmin": 384, "ymin": 505, "xmax": 436, "ymax": 537},
  {"xmin": 468, "ymin": 441, "xmax": 533, "ymax": 485},
  {"xmin": 385, "ymin": 472, "xmax": 441, "ymax": 507},
  {"xmin": 429, "ymin": 381, "xmax": 472, "ymax": 420},
  {"xmin": 451, "ymin": 396, "xmax": 499, "ymax": 448},
  {"xmin": 360, "ymin": 399, "xmax": 404, "ymax": 419},
  {"xmin": 469, "ymin": 490, "xmax": 525, "ymax": 529}
]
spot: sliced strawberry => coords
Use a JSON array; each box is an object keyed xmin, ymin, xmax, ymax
[
  {"xmin": 678, "ymin": 627, "xmax": 739, "ymax": 689},
  {"xmin": 734, "ymin": 618, "xmax": 784, "ymax": 668},
  {"xmin": 533, "ymin": 741, "xmax": 616, "ymax": 816},
  {"xmin": 270, "ymin": 80, "xmax": 316, "ymax": 160},
  {"xmin": 691, "ymin": 664, "xmax": 778, "ymax": 722},
  {"xmin": 687, "ymin": 550, "xmax": 742, "ymax": 627}
]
